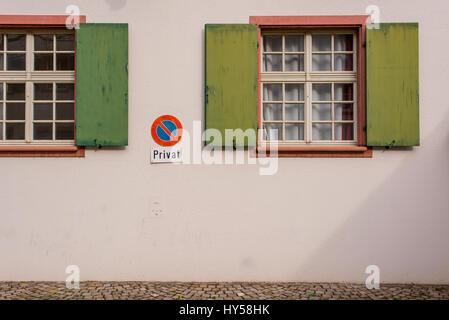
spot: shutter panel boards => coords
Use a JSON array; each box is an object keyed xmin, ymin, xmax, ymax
[
  {"xmin": 205, "ymin": 24, "xmax": 258, "ymax": 147},
  {"xmin": 366, "ymin": 23, "xmax": 420, "ymax": 147},
  {"xmin": 76, "ymin": 23, "xmax": 128, "ymax": 147}
]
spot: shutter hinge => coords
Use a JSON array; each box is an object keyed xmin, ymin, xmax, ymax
[
  {"xmin": 363, "ymin": 125, "xmax": 367, "ymax": 132},
  {"xmin": 362, "ymin": 41, "xmax": 366, "ymax": 47}
]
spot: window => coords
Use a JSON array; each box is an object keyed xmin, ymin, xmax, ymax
[
  {"xmin": 261, "ymin": 31, "xmax": 357, "ymax": 145},
  {"xmin": 0, "ymin": 30, "xmax": 75, "ymax": 145}
]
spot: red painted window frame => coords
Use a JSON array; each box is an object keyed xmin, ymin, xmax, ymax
[
  {"xmin": 250, "ymin": 15, "xmax": 372, "ymax": 158},
  {"xmin": 0, "ymin": 15, "xmax": 86, "ymax": 157}
]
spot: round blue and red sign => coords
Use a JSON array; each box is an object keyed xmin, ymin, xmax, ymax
[{"xmin": 151, "ymin": 115, "xmax": 183, "ymax": 147}]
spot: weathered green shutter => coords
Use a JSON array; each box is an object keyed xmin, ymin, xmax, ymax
[
  {"xmin": 366, "ymin": 23, "xmax": 419, "ymax": 147},
  {"xmin": 76, "ymin": 23, "xmax": 128, "ymax": 147},
  {"xmin": 205, "ymin": 24, "xmax": 258, "ymax": 147}
]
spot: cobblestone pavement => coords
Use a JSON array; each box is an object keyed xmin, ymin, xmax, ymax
[{"xmin": 0, "ymin": 282, "xmax": 448, "ymax": 300}]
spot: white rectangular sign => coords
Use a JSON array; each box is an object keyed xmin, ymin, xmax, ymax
[{"xmin": 151, "ymin": 146, "xmax": 183, "ymax": 163}]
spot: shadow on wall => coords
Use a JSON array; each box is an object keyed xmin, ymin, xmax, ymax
[{"xmin": 295, "ymin": 113, "xmax": 449, "ymax": 284}]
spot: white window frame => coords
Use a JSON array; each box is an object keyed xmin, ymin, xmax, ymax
[
  {"xmin": 0, "ymin": 29, "xmax": 75, "ymax": 146},
  {"xmin": 261, "ymin": 29, "xmax": 358, "ymax": 146}
]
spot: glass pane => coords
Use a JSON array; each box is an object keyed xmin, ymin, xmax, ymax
[
  {"xmin": 6, "ymin": 103, "xmax": 25, "ymax": 120},
  {"xmin": 285, "ymin": 35, "xmax": 304, "ymax": 52},
  {"xmin": 0, "ymin": 35, "xmax": 3, "ymax": 50},
  {"xmin": 56, "ymin": 103, "xmax": 74, "ymax": 120},
  {"xmin": 335, "ymin": 54, "xmax": 353, "ymax": 71},
  {"xmin": 0, "ymin": 103, "xmax": 3, "ymax": 120},
  {"xmin": 0, "ymin": 83, "xmax": 2, "ymax": 100},
  {"xmin": 34, "ymin": 123, "xmax": 53, "ymax": 140},
  {"xmin": 34, "ymin": 83, "xmax": 53, "ymax": 101},
  {"xmin": 312, "ymin": 104, "xmax": 332, "ymax": 121},
  {"xmin": 56, "ymin": 53, "xmax": 74, "ymax": 70},
  {"xmin": 334, "ymin": 34, "xmax": 353, "ymax": 51},
  {"xmin": 335, "ymin": 104, "xmax": 353, "ymax": 120},
  {"xmin": 312, "ymin": 83, "xmax": 331, "ymax": 101},
  {"xmin": 285, "ymin": 123, "xmax": 304, "ymax": 140},
  {"xmin": 34, "ymin": 34, "xmax": 53, "ymax": 51},
  {"xmin": 334, "ymin": 83, "xmax": 353, "ymax": 101},
  {"xmin": 285, "ymin": 54, "xmax": 304, "ymax": 71},
  {"xmin": 263, "ymin": 54, "xmax": 282, "ymax": 72},
  {"xmin": 0, "ymin": 123, "xmax": 2, "ymax": 140},
  {"xmin": 263, "ymin": 123, "xmax": 282, "ymax": 141},
  {"xmin": 6, "ymin": 123, "xmax": 25, "ymax": 140},
  {"xmin": 285, "ymin": 104, "xmax": 304, "ymax": 121},
  {"xmin": 312, "ymin": 54, "xmax": 331, "ymax": 71},
  {"xmin": 34, "ymin": 103, "xmax": 53, "ymax": 120},
  {"xmin": 312, "ymin": 34, "xmax": 331, "ymax": 51},
  {"xmin": 7, "ymin": 83, "xmax": 25, "ymax": 100},
  {"xmin": 6, "ymin": 54, "xmax": 25, "ymax": 70},
  {"xmin": 34, "ymin": 53, "xmax": 54, "ymax": 70},
  {"xmin": 263, "ymin": 104, "xmax": 282, "ymax": 121},
  {"xmin": 7, "ymin": 34, "xmax": 26, "ymax": 51},
  {"xmin": 56, "ymin": 123, "xmax": 74, "ymax": 140},
  {"xmin": 285, "ymin": 84, "xmax": 304, "ymax": 101},
  {"xmin": 56, "ymin": 34, "xmax": 75, "ymax": 51},
  {"xmin": 56, "ymin": 83, "xmax": 74, "ymax": 100},
  {"xmin": 335, "ymin": 123, "xmax": 354, "ymax": 140},
  {"xmin": 263, "ymin": 84, "xmax": 282, "ymax": 101},
  {"xmin": 263, "ymin": 35, "xmax": 282, "ymax": 52},
  {"xmin": 312, "ymin": 123, "xmax": 332, "ymax": 141},
  {"xmin": 0, "ymin": 53, "xmax": 3, "ymax": 71}
]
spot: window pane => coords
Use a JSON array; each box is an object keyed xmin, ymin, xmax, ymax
[
  {"xmin": 263, "ymin": 123, "xmax": 282, "ymax": 140},
  {"xmin": 285, "ymin": 54, "xmax": 304, "ymax": 71},
  {"xmin": 56, "ymin": 53, "xmax": 74, "ymax": 70},
  {"xmin": 285, "ymin": 123, "xmax": 304, "ymax": 140},
  {"xmin": 34, "ymin": 53, "xmax": 54, "ymax": 70},
  {"xmin": 263, "ymin": 104, "xmax": 282, "ymax": 121},
  {"xmin": 34, "ymin": 34, "xmax": 53, "ymax": 51},
  {"xmin": 263, "ymin": 84, "xmax": 282, "ymax": 101},
  {"xmin": 56, "ymin": 34, "xmax": 75, "ymax": 51},
  {"xmin": 6, "ymin": 123, "xmax": 25, "ymax": 140},
  {"xmin": 0, "ymin": 103, "xmax": 3, "ymax": 120},
  {"xmin": 0, "ymin": 83, "xmax": 2, "ymax": 100},
  {"xmin": 285, "ymin": 84, "xmax": 304, "ymax": 101},
  {"xmin": 6, "ymin": 103, "xmax": 25, "ymax": 120},
  {"xmin": 0, "ymin": 35, "xmax": 3, "ymax": 50},
  {"xmin": 334, "ymin": 54, "xmax": 353, "ymax": 71},
  {"xmin": 334, "ymin": 34, "xmax": 353, "ymax": 51},
  {"xmin": 0, "ymin": 123, "xmax": 2, "ymax": 140},
  {"xmin": 34, "ymin": 83, "xmax": 53, "ymax": 100},
  {"xmin": 56, "ymin": 103, "xmax": 74, "ymax": 120},
  {"xmin": 312, "ymin": 123, "xmax": 332, "ymax": 140},
  {"xmin": 0, "ymin": 53, "xmax": 3, "ymax": 71},
  {"xmin": 285, "ymin": 35, "xmax": 304, "ymax": 52},
  {"xmin": 312, "ymin": 84, "xmax": 331, "ymax": 101},
  {"xmin": 6, "ymin": 54, "xmax": 25, "ymax": 70},
  {"xmin": 263, "ymin": 54, "xmax": 282, "ymax": 72},
  {"xmin": 34, "ymin": 123, "xmax": 53, "ymax": 140},
  {"xmin": 263, "ymin": 36, "xmax": 282, "ymax": 52},
  {"xmin": 56, "ymin": 123, "xmax": 74, "ymax": 140},
  {"xmin": 312, "ymin": 54, "xmax": 331, "ymax": 71},
  {"xmin": 56, "ymin": 83, "xmax": 74, "ymax": 100},
  {"xmin": 335, "ymin": 123, "xmax": 354, "ymax": 140},
  {"xmin": 312, "ymin": 104, "xmax": 332, "ymax": 121},
  {"xmin": 7, "ymin": 83, "xmax": 25, "ymax": 100},
  {"xmin": 335, "ymin": 104, "xmax": 353, "ymax": 120},
  {"xmin": 312, "ymin": 35, "xmax": 331, "ymax": 51},
  {"xmin": 285, "ymin": 103, "xmax": 304, "ymax": 121},
  {"xmin": 334, "ymin": 83, "xmax": 353, "ymax": 101},
  {"xmin": 7, "ymin": 34, "xmax": 26, "ymax": 51},
  {"xmin": 34, "ymin": 103, "xmax": 53, "ymax": 120}
]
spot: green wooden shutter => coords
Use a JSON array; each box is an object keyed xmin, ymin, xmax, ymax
[
  {"xmin": 76, "ymin": 23, "xmax": 128, "ymax": 147},
  {"xmin": 205, "ymin": 24, "xmax": 258, "ymax": 147},
  {"xmin": 366, "ymin": 23, "xmax": 420, "ymax": 147}
]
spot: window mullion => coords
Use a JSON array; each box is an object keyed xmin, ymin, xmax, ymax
[{"xmin": 25, "ymin": 33, "xmax": 33, "ymax": 143}]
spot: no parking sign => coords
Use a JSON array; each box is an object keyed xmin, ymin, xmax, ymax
[{"xmin": 150, "ymin": 115, "xmax": 183, "ymax": 163}]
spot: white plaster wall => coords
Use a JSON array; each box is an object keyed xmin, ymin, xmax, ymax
[{"xmin": 0, "ymin": 0, "xmax": 448, "ymax": 283}]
